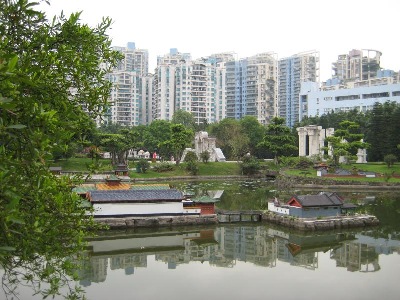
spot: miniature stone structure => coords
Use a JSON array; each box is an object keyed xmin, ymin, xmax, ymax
[
  {"xmin": 356, "ymin": 141, "xmax": 368, "ymax": 163},
  {"xmin": 181, "ymin": 131, "xmax": 226, "ymax": 162},
  {"xmin": 297, "ymin": 125, "xmax": 367, "ymax": 163},
  {"xmin": 297, "ymin": 125, "xmax": 334, "ymax": 157}
]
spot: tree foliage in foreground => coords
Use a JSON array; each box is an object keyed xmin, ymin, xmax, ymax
[{"xmin": 0, "ymin": 0, "xmax": 120, "ymax": 298}]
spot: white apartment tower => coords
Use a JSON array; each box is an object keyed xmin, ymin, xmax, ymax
[
  {"xmin": 152, "ymin": 49, "xmax": 192, "ymax": 122},
  {"xmin": 106, "ymin": 43, "xmax": 149, "ymax": 126},
  {"xmin": 114, "ymin": 42, "xmax": 149, "ymax": 75},
  {"xmin": 278, "ymin": 51, "xmax": 320, "ymax": 127},
  {"xmin": 245, "ymin": 52, "xmax": 278, "ymax": 125},
  {"xmin": 153, "ymin": 49, "xmax": 220, "ymax": 125},
  {"xmin": 108, "ymin": 71, "xmax": 142, "ymax": 126},
  {"xmin": 207, "ymin": 52, "xmax": 236, "ymax": 123},
  {"xmin": 223, "ymin": 53, "xmax": 278, "ymax": 125}
]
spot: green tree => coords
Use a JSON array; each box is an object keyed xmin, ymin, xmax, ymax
[
  {"xmin": 184, "ymin": 151, "xmax": 198, "ymax": 162},
  {"xmin": 143, "ymin": 120, "xmax": 172, "ymax": 155},
  {"xmin": 172, "ymin": 109, "xmax": 196, "ymax": 131},
  {"xmin": 365, "ymin": 102, "xmax": 400, "ymax": 161},
  {"xmin": 259, "ymin": 117, "xmax": 297, "ymax": 164},
  {"xmin": 326, "ymin": 120, "xmax": 369, "ymax": 165},
  {"xmin": 184, "ymin": 151, "xmax": 199, "ymax": 175},
  {"xmin": 384, "ymin": 154, "xmax": 397, "ymax": 168},
  {"xmin": 0, "ymin": 1, "xmax": 120, "ymax": 298},
  {"xmin": 159, "ymin": 124, "xmax": 193, "ymax": 164},
  {"xmin": 240, "ymin": 155, "xmax": 261, "ymax": 175},
  {"xmin": 200, "ymin": 151, "xmax": 210, "ymax": 163},
  {"xmin": 240, "ymin": 116, "xmax": 265, "ymax": 158},
  {"xmin": 97, "ymin": 133, "xmax": 129, "ymax": 165},
  {"xmin": 209, "ymin": 118, "xmax": 249, "ymax": 160},
  {"xmin": 136, "ymin": 158, "xmax": 150, "ymax": 173}
]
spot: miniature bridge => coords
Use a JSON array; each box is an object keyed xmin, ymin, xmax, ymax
[{"xmin": 217, "ymin": 211, "xmax": 263, "ymax": 223}]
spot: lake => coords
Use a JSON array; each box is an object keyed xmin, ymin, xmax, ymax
[
  {"xmin": 78, "ymin": 224, "xmax": 400, "ymax": 300},
  {"xmin": 2, "ymin": 180, "xmax": 400, "ymax": 299}
]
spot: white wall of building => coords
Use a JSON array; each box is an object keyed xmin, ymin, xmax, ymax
[
  {"xmin": 93, "ymin": 202, "xmax": 184, "ymax": 216},
  {"xmin": 300, "ymin": 82, "xmax": 400, "ymax": 120},
  {"xmin": 268, "ymin": 202, "xmax": 289, "ymax": 215}
]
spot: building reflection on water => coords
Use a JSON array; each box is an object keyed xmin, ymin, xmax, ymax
[{"xmin": 77, "ymin": 226, "xmax": 400, "ymax": 286}]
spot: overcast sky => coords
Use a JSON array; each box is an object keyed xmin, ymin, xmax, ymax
[{"xmin": 39, "ymin": 0, "xmax": 399, "ymax": 81}]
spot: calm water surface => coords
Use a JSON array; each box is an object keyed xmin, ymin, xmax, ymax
[
  {"xmin": 78, "ymin": 224, "xmax": 400, "ymax": 300},
  {"xmin": 2, "ymin": 181, "xmax": 400, "ymax": 300}
]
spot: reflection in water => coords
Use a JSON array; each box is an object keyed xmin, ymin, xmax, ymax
[{"xmin": 78, "ymin": 226, "xmax": 400, "ymax": 285}]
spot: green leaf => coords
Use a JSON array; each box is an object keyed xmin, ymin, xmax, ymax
[
  {"xmin": 0, "ymin": 246, "xmax": 16, "ymax": 252},
  {"xmin": 7, "ymin": 124, "xmax": 26, "ymax": 129},
  {"xmin": 9, "ymin": 218, "xmax": 25, "ymax": 225},
  {"xmin": 7, "ymin": 55, "xmax": 19, "ymax": 71},
  {"xmin": 0, "ymin": 96, "xmax": 13, "ymax": 103}
]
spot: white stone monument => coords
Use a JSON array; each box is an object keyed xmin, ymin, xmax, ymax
[
  {"xmin": 297, "ymin": 125, "xmax": 367, "ymax": 163},
  {"xmin": 181, "ymin": 131, "xmax": 226, "ymax": 162},
  {"xmin": 297, "ymin": 125, "xmax": 334, "ymax": 158}
]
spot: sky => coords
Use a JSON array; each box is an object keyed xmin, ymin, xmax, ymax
[{"xmin": 39, "ymin": 0, "xmax": 400, "ymax": 81}]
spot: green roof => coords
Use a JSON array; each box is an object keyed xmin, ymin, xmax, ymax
[
  {"xmin": 131, "ymin": 184, "xmax": 170, "ymax": 190},
  {"xmin": 72, "ymin": 185, "xmax": 97, "ymax": 194},
  {"xmin": 191, "ymin": 196, "xmax": 219, "ymax": 203}
]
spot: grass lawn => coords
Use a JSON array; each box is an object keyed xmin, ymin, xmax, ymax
[
  {"xmin": 50, "ymin": 157, "xmax": 400, "ymax": 183},
  {"xmin": 342, "ymin": 162, "xmax": 400, "ymax": 175},
  {"xmin": 130, "ymin": 161, "xmax": 241, "ymax": 178},
  {"xmin": 50, "ymin": 157, "xmax": 241, "ymax": 178},
  {"xmin": 49, "ymin": 158, "xmax": 114, "ymax": 172},
  {"xmin": 285, "ymin": 162, "xmax": 400, "ymax": 183}
]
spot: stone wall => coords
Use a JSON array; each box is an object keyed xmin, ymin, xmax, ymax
[
  {"xmin": 262, "ymin": 213, "xmax": 379, "ymax": 231},
  {"xmin": 95, "ymin": 215, "xmax": 218, "ymax": 229}
]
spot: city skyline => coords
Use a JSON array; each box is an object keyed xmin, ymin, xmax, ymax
[{"xmin": 39, "ymin": 0, "xmax": 400, "ymax": 81}]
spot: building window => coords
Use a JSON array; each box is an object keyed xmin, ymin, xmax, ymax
[{"xmin": 362, "ymin": 92, "xmax": 389, "ymax": 99}]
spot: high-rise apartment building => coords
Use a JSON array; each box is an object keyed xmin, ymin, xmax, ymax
[
  {"xmin": 106, "ymin": 43, "xmax": 149, "ymax": 126},
  {"xmin": 206, "ymin": 53, "xmax": 236, "ymax": 123},
  {"xmin": 153, "ymin": 49, "xmax": 221, "ymax": 125},
  {"xmin": 114, "ymin": 43, "xmax": 149, "ymax": 75},
  {"xmin": 244, "ymin": 53, "xmax": 278, "ymax": 125},
  {"xmin": 107, "ymin": 71, "xmax": 142, "ymax": 126},
  {"xmin": 152, "ymin": 49, "xmax": 192, "ymax": 122},
  {"xmin": 141, "ymin": 75, "xmax": 154, "ymax": 125},
  {"xmin": 332, "ymin": 49, "xmax": 381, "ymax": 83},
  {"xmin": 278, "ymin": 51, "xmax": 319, "ymax": 127},
  {"xmin": 224, "ymin": 53, "xmax": 278, "ymax": 125}
]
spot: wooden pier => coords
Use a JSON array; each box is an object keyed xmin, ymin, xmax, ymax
[{"xmin": 217, "ymin": 211, "xmax": 263, "ymax": 223}]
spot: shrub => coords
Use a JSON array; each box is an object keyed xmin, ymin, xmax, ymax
[
  {"xmin": 153, "ymin": 162, "xmax": 175, "ymax": 173},
  {"xmin": 136, "ymin": 159, "xmax": 150, "ymax": 173},
  {"xmin": 384, "ymin": 154, "xmax": 397, "ymax": 168},
  {"xmin": 184, "ymin": 151, "xmax": 198, "ymax": 162},
  {"xmin": 240, "ymin": 155, "xmax": 260, "ymax": 175},
  {"xmin": 296, "ymin": 157, "xmax": 313, "ymax": 170},
  {"xmin": 200, "ymin": 151, "xmax": 210, "ymax": 163},
  {"xmin": 186, "ymin": 160, "xmax": 199, "ymax": 175},
  {"xmin": 279, "ymin": 156, "xmax": 301, "ymax": 168}
]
